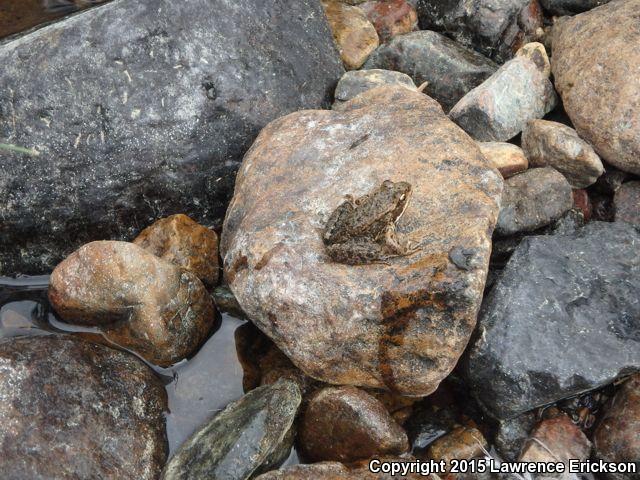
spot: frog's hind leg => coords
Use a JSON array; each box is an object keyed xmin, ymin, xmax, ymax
[{"xmin": 383, "ymin": 225, "xmax": 421, "ymax": 257}]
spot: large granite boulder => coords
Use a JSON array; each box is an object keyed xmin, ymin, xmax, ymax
[
  {"xmin": 467, "ymin": 221, "xmax": 640, "ymax": 418},
  {"xmin": 540, "ymin": 0, "xmax": 611, "ymax": 15},
  {"xmin": 0, "ymin": 0, "xmax": 344, "ymax": 275},
  {"xmin": 0, "ymin": 336, "xmax": 167, "ymax": 480},
  {"xmin": 222, "ymin": 86, "xmax": 502, "ymax": 396},
  {"xmin": 551, "ymin": 0, "xmax": 640, "ymax": 175}
]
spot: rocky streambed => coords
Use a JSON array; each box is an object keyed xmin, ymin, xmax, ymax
[{"xmin": 1, "ymin": 0, "xmax": 639, "ymax": 479}]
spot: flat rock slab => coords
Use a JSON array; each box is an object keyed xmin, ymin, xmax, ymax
[
  {"xmin": 551, "ymin": 0, "xmax": 640, "ymax": 175},
  {"xmin": 0, "ymin": 0, "xmax": 343, "ymax": 275},
  {"xmin": 222, "ymin": 86, "xmax": 502, "ymax": 396},
  {"xmin": 467, "ymin": 221, "xmax": 640, "ymax": 418},
  {"xmin": 0, "ymin": 336, "xmax": 167, "ymax": 480}
]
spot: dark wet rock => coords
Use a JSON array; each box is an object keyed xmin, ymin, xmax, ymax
[
  {"xmin": 361, "ymin": 0, "xmax": 418, "ymax": 42},
  {"xmin": 495, "ymin": 167, "xmax": 573, "ymax": 237},
  {"xmin": 551, "ymin": 0, "xmax": 640, "ymax": 175},
  {"xmin": 520, "ymin": 414, "xmax": 591, "ymax": 468},
  {"xmin": 593, "ymin": 165, "xmax": 633, "ymax": 195},
  {"xmin": 495, "ymin": 412, "xmax": 536, "ymax": 462},
  {"xmin": 522, "ymin": 119, "xmax": 604, "ymax": 188},
  {"xmin": 212, "ymin": 284, "xmax": 248, "ymax": 319},
  {"xmin": 133, "ymin": 214, "xmax": 220, "ymax": 288},
  {"xmin": 369, "ymin": 390, "xmax": 419, "ymax": 426},
  {"xmin": 478, "ymin": 142, "xmax": 528, "ymax": 178},
  {"xmin": 333, "ymin": 69, "xmax": 416, "ymax": 109},
  {"xmin": 221, "ymin": 86, "xmax": 502, "ymax": 396},
  {"xmin": 162, "ymin": 378, "xmax": 301, "ymax": 480},
  {"xmin": 0, "ymin": 335, "xmax": 167, "ymax": 480},
  {"xmin": 49, "ymin": 241, "xmax": 215, "ymax": 366},
  {"xmin": 591, "ymin": 193, "xmax": 616, "ymax": 222},
  {"xmin": 416, "ymin": 0, "xmax": 540, "ymax": 62},
  {"xmin": 363, "ymin": 30, "xmax": 497, "ymax": 112},
  {"xmin": 572, "ymin": 189, "xmax": 592, "ymax": 222},
  {"xmin": 467, "ymin": 221, "xmax": 640, "ymax": 418},
  {"xmin": 614, "ymin": 181, "xmax": 640, "ymax": 227},
  {"xmin": 299, "ymin": 386, "xmax": 409, "ymax": 463},
  {"xmin": 424, "ymin": 426, "xmax": 488, "ymax": 465},
  {"xmin": 450, "ymin": 45, "xmax": 557, "ymax": 141},
  {"xmin": 0, "ymin": 0, "xmax": 343, "ymax": 276},
  {"xmin": 594, "ymin": 374, "xmax": 640, "ymax": 480},
  {"xmin": 406, "ymin": 405, "xmax": 457, "ymax": 453},
  {"xmin": 322, "ymin": 0, "xmax": 380, "ymax": 69},
  {"xmin": 540, "ymin": 0, "xmax": 611, "ymax": 15}
]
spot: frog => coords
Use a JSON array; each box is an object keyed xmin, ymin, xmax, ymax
[{"xmin": 322, "ymin": 180, "xmax": 420, "ymax": 265}]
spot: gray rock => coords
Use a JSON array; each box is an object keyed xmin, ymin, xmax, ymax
[
  {"xmin": 467, "ymin": 221, "xmax": 640, "ymax": 419},
  {"xmin": 495, "ymin": 412, "xmax": 536, "ymax": 462},
  {"xmin": 0, "ymin": 0, "xmax": 343, "ymax": 276},
  {"xmin": 551, "ymin": 0, "xmax": 640, "ymax": 175},
  {"xmin": 363, "ymin": 30, "xmax": 497, "ymax": 112},
  {"xmin": 333, "ymin": 69, "xmax": 416, "ymax": 109},
  {"xmin": 162, "ymin": 378, "xmax": 301, "ymax": 480},
  {"xmin": 540, "ymin": 0, "xmax": 611, "ymax": 15},
  {"xmin": 0, "ymin": 335, "xmax": 168, "ymax": 480},
  {"xmin": 522, "ymin": 119, "xmax": 604, "ymax": 188},
  {"xmin": 450, "ymin": 54, "xmax": 557, "ymax": 141},
  {"xmin": 416, "ymin": 0, "xmax": 534, "ymax": 62},
  {"xmin": 614, "ymin": 181, "xmax": 640, "ymax": 227},
  {"xmin": 496, "ymin": 167, "xmax": 573, "ymax": 237}
]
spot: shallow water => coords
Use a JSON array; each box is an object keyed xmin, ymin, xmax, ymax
[{"xmin": 0, "ymin": 275, "xmax": 300, "ymax": 464}]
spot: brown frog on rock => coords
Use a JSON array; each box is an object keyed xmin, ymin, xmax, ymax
[{"xmin": 323, "ymin": 180, "xmax": 420, "ymax": 265}]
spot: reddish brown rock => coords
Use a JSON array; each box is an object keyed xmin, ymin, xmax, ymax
[
  {"xmin": 221, "ymin": 86, "xmax": 502, "ymax": 395},
  {"xmin": 551, "ymin": 1, "xmax": 640, "ymax": 175},
  {"xmin": 614, "ymin": 181, "xmax": 640, "ymax": 227},
  {"xmin": 0, "ymin": 336, "xmax": 167, "ymax": 480},
  {"xmin": 360, "ymin": 0, "xmax": 418, "ymax": 42},
  {"xmin": 478, "ymin": 142, "xmax": 528, "ymax": 178},
  {"xmin": 594, "ymin": 375, "xmax": 640, "ymax": 479},
  {"xmin": 133, "ymin": 214, "xmax": 220, "ymax": 287},
  {"xmin": 424, "ymin": 426, "xmax": 488, "ymax": 466},
  {"xmin": 300, "ymin": 386, "xmax": 409, "ymax": 463},
  {"xmin": 322, "ymin": 0, "xmax": 380, "ymax": 69},
  {"xmin": 520, "ymin": 414, "xmax": 591, "ymax": 467},
  {"xmin": 49, "ymin": 241, "xmax": 215, "ymax": 366},
  {"xmin": 572, "ymin": 189, "xmax": 592, "ymax": 222}
]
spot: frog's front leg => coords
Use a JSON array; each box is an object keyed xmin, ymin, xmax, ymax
[
  {"xmin": 383, "ymin": 225, "xmax": 421, "ymax": 256},
  {"xmin": 326, "ymin": 238, "xmax": 389, "ymax": 265}
]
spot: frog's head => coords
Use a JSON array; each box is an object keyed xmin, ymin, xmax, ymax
[{"xmin": 382, "ymin": 180, "xmax": 412, "ymax": 219}]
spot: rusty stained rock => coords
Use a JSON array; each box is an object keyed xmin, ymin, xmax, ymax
[
  {"xmin": 133, "ymin": 214, "xmax": 220, "ymax": 287},
  {"xmin": 360, "ymin": 0, "xmax": 418, "ymax": 42},
  {"xmin": 0, "ymin": 336, "xmax": 167, "ymax": 480},
  {"xmin": 300, "ymin": 385, "xmax": 409, "ymax": 463},
  {"xmin": 551, "ymin": 0, "xmax": 640, "ymax": 175},
  {"xmin": 221, "ymin": 85, "xmax": 502, "ymax": 396},
  {"xmin": 322, "ymin": 0, "xmax": 380, "ymax": 69},
  {"xmin": 49, "ymin": 241, "xmax": 216, "ymax": 366},
  {"xmin": 424, "ymin": 425, "xmax": 488, "ymax": 466},
  {"xmin": 478, "ymin": 142, "xmax": 529, "ymax": 178}
]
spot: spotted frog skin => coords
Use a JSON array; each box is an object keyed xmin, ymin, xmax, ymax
[{"xmin": 322, "ymin": 180, "xmax": 420, "ymax": 265}]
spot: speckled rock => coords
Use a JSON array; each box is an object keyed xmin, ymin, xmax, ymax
[
  {"xmin": 594, "ymin": 374, "xmax": 640, "ymax": 480},
  {"xmin": 520, "ymin": 414, "xmax": 591, "ymax": 473},
  {"xmin": 522, "ymin": 120, "xmax": 604, "ymax": 188},
  {"xmin": 478, "ymin": 142, "xmax": 528, "ymax": 178},
  {"xmin": 0, "ymin": 336, "xmax": 167, "ymax": 480},
  {"xmin": 0, "ymin": 0, "xmax": 344, "ymax": 276},
  {"xmin": 333, "ymin": 69, "xmax": 416, "ymax": 109},
  {"xmin": 300, "ymin": 386, "xmax": 409, "ymax": 463},
  {"xmin": 221, "ymin": 86, "xmax": 502, "ymax": 396},
  {"xmin": 614, "ymin": 181, "xmax": 640, "ymax": 227},
  {"xmin": 450, "ymin": 46, "xmax": 557, "ymax": 141},
  {"xmin": 364, "ymin": 30, "xmax": 497, "ymax": 112},
  {"xmin": 495, "ymin": 412, "xmax": 536, "ymax": 462},
  {"xmin": 424, "ymin": 426, "xmax": 488, "ymax": 465},
  {"xmin": 133, "ymin": 214, "xmax": 220, "ymax": 287},
  {"xmin": 495, "ymin": 167, "xmax": 573, "ymax": 236},
  {"xmin": 360, "ymin": 0, "xmax": 418, "ymax": 42},
  {"xmin": 514, "ymin": 41, "xmax": 550, "ymax": 76},
  {"xmin": 162, "ymin": 379, "xmax": 301, "ymax": 480},
  {"xmin": 416, "ymin": 0, "xmax": 540, "ymax": 62},
  {"xmin": 467, "ymin": 221, "xmax": 640, "ymax": 418},
  {"xmin": 212, "ymin": 284, "xmax": 248, "ymax": 319},
  {"xmin": 322, "ymin": 0, "xmax": 380, "ymax": 69},
  {"xmin": 551, "ymin": 0, "xmax": 640, "ymax": 175},
  {"xmin": 49, "ymin": 241, "xmax": 215, "ymax": 366},
  {"xmin": 540, "ymin": 0, "xmax": 611, "ymax": 15},
  {"xmin": 255, "ymin": 457, "xmax": 424, "ymax": 479}
]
